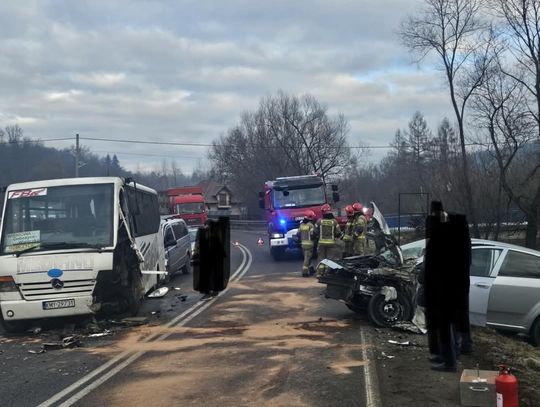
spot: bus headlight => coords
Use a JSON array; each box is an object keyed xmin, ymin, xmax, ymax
[{"xmin": 0, "ymin": 276, "xmax": 18, "ymax": 292}]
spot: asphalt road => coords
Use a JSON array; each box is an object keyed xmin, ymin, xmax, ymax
[{"xmin": 1, "ymin": 230, "xmax": 381, "ymax": 407}]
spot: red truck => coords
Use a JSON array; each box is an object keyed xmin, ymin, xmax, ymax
[
  {"xmin": 160, "ymin": 186, "xmax": 207, "ymax": 227},
  {"xmin": 259, "ymin": 175, "xmax": 339, "ymax": 260}
]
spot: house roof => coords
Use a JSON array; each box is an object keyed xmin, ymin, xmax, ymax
[{"xmin": 198, "ymin": 179, "xmax": 242, "ymax": 204}]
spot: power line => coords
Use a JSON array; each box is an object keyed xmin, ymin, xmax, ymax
[
  {"xmin": 93, "ymin": 150, "xmax": 204, "ymax": 159},
  {"xmin": 4, "ymin": 134, "xmax": 500, "ymax": 150},
  {"xmin": 80, "ymin": 136, "xmax": 214, "ymax": 147},
  {"xmin": 3, "ymin": 137, "xmax": 73, "ymax": 144},
  {"xmin": 79, "ymin": 136, "xmax": 490, "ymax": 149}
]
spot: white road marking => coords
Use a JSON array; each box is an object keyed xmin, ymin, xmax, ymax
[
  {"xmin": 38, "ymin": 243, "xmax": 252, "ymax": 407},
  {"xmin": 360, "ymin": 327, "xmax": 381, "ymax": 407}
]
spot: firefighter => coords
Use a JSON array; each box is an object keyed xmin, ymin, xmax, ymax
[
  {"xmin": 341, "ymin": 205, "xmax": 355, "ymax": 257},
  {"xmin": 352, "ymin": 202, "xmax": 367, "ymax": 256},
  {"xmin": 315, "ymin": 204, "xmax": 342, "ymax": 272},
  {"xmin": 296, "ymin": 210, "xmax": 316, "ymax": 277}
]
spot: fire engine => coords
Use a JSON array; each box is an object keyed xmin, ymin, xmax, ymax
[{"xmin": 259, "ymin": 175, "xmax": 339, "ymax": 260}]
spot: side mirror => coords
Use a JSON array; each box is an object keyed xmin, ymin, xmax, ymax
[
  {"xmin": 333, "ymin": 192, "xmax": 340, "ymax": 202},
  {"xmin": 192, "ymin": 217, "xmax": 230, "ymax": 294},
  {"xmin": 331, "ymin": 184, "xmax": 339, "ymax": 192},
  {"xmin": 259, "ymin": 198, "xmax": 265, "ymax": 209},
  {"xmin": 258, "ymin": 191, "xmax": 264, "ymax": 198}
]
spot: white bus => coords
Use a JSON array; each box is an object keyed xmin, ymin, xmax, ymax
[{"xmin": 0, "ymin": 177, "xmax": 164, "ymax": 331}]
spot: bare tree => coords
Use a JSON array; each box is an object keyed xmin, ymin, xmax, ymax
[
  {"xmin": 400, "ymin": 0, "xmax": 494, "ymax": 237},
  {"xmin": 5, "ymin": 125, "xmax": 23, "ymax": 144},
  {"xmin": 472, "ymin": 60, "xmax": 540, "ymax": 247},
  {"xmin": 492, "ymin": 0, "xmax": 540, "ymax": 247},
  {"xmin": 209, "ymin": 92, "xmax": 352, "ymax": 213}
]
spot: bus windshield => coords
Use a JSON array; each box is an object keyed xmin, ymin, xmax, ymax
[
  {"xmin": 1, "ymin": 184, "xmax": 114, "ymax": 255},
  {"xmin": 272, "ymin": 186, "xmax": 325, "ymax": 209},
  {"xmin": 176, "ymin": 202, "xmax": 205, "ymax": 214}
]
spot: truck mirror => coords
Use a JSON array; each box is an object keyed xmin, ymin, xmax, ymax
[
  {"xmin": 331, "ymin": 184, "xmax": 339, "ymax": 192},
  {"xmin": 259, "ymin": 198, "xmax": 265, "ymax": 209},
  {"xmin": 258, "ymin": 191, "xmax": 264, "ymax": 198},
  {"xmin": 333, "ymin": 192, "xmax": 340, "ymax": 202},
  {"xmin": 192, "ymin": 217, "xmax": 230, "ymax": 294}
]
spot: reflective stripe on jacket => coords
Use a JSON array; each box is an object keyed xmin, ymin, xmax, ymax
[
  {"xmin": 299, "ymin": 222, "xmax": 315, "ymax": 248},
  {"xmin": 319, "ymin": 218, "xmax": 337, "ymax": 246},
  {"xmin": 353, "ymin": 215, "xmax": 367, "ymax": 240}
]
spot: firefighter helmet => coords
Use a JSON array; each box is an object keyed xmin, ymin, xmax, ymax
[
  {"xmin": 304, "ymin": 210, "xmax": 316, "ymax": 220},
  {"xmin": 345, "ymin": 205, "xmax": 354, "ymax": 216},
  {"xmin": 352, "ymin": 202, "xmax": 363, "ymax": 213},
  {"xmin": 321, "ymin": 204, "xmax": 332, "ymax": 214}
]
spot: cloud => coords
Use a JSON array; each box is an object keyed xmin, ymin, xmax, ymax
[{"xmin": 0, "ymin": 0, "xmax": 456, "ymax": 173}]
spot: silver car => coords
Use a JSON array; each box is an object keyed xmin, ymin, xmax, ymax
[
  {"xmin": 161, "ymin": 218, "xmax": 192, "ymax": 277},
  {"xmin": 401, "ymin": 238, "xmax": 540, "ymax": 345}
]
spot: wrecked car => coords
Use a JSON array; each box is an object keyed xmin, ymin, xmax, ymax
[{"xmin": 318, "ymin": 203, "xmax": 422, "ymax": 327}]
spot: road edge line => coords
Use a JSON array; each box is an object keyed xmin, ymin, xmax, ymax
[{"xmin": 360, "ymin": 327, "xmax": 381, "ymax": 407}]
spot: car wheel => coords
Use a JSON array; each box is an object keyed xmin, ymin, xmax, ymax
[
  {"xmin": 530, "ymin": 318, "xmax": 540, "ymax": 347},
  {"xmin": 367, "ymin": 291, "xmax": 413, "ymax": 327},
  {"xmin": 182, "ymin": 253, "xmax": 192, "ymax": 275}
]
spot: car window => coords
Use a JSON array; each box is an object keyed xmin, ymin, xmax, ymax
[
  {"xmin": 498, "ymin": 250, "xmax": 540, "ymax": 279},
  {"xmin": 164, "ymin": 226, "xmax": 174, "ymax": 243},
  {"xmin": 172, "ymin": 222, "xmax": 187, "ymax": 238},
  {"xmin": 470, "ymin": 248, "xmax": 502, "ymax": 277}
]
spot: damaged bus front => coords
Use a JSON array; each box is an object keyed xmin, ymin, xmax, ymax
[{"xmin": 0, "ymin": 177, "xmax": 164, "ymax": 332}]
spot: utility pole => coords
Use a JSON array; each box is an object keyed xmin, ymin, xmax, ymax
[{"xmin": 75, "ymin": 133, "xmax": 80, "ymax": 177}]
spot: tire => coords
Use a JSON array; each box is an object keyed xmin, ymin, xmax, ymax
[
  {"xmin": 530, "ymin": 317, "xmax": 540, "ymax": 347},
  {"xmin": 270, "ymin": 246, "xmax": 286, "ymax": 261},
  {"xmin": 367, "ymin": 291, "xmax": 413, "ymax": 327},
  {"xmin": 182, "ymin": 253, "xmax": 192, "ymax": 275}
]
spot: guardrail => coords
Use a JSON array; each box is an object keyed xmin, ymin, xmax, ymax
[{"xmin": 230, "ymin": 220, "xmax": 266, "ymax": 230}]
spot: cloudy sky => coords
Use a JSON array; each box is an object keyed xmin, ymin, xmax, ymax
[{"xmin": 0, "ymin": 0, "xmax": 451, "ymax": 174}]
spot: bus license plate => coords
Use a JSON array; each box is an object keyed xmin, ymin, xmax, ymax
[{"xmin": 42, "ymin": 299, "xmax": 75, "ymax": 310}]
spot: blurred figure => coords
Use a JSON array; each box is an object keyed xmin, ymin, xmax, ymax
[
  {"xmin": 424, "ymin": 201, "xmax": 471, "ymax": 372},
  {"xmin": 297, "ymin": 210, "xmax": 316, "ymax": 277}
]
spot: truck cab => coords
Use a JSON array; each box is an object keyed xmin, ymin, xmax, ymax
[{"xmin": 259, "ymin": 175, "xmax": 339, "ymax": 260}]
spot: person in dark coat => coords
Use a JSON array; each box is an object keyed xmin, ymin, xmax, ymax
[{"xmin": 424, "ymin": 201, "xmax": 471, "ymax": 372}]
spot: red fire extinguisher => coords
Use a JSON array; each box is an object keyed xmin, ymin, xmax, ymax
[{"xmin": 496, "ymin": 365, "xmax": 518, "ymax": 407}]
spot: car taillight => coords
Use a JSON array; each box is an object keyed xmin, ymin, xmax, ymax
[{"xmin": 0, "ymin": 276, "xmax": 18, "ymax": 292}]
